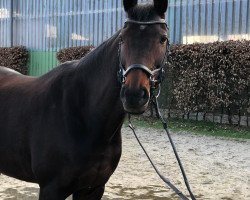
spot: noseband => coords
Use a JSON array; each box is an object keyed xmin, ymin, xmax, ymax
[{"xmin": 117, "ymin": 19, "xmax": 170, "ymax": 89}]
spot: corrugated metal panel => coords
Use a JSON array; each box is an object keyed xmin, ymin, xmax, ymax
[
  {"xmin": 0, "ymin": 0, "xmax": 250, "ymax": 75},
  {"xmin": 1, "ymin": 0, "xmax": 249, "ymax": 48},
  {"xmin": 0, "ymin": 0, "xmax": 249, "ymax": 48},
  {"xmin": 0, "ymin": 0, "xmax": 11, "ymax": 47}
]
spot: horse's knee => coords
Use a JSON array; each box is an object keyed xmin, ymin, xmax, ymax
[
  {"xmin": 73, "ymin": 186, "xmax": 105, "ymax": 200},
  {"xmin": 39, "ymin": 185, "xmax": 69, "ymax": 200}
]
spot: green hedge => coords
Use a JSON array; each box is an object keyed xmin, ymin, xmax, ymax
[
  {"xmin": 161, "ymin": 40, "xmax": 249, "ymax": 124},
  {"xmin": 55, "ymin": 41, "xmax": 249, "ymax": 125},
  {"xmin": 57, "ymin": 46, "xmax": 94, "ymax": 63},
  {"xmin": 0, "ymin": 46, "xmax": 28, "ymax": 75}
]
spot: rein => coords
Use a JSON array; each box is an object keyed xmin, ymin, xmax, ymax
[
  {"xmin": 119, "ymin": 18, "xmax": 197, "ymax": 200},
  {"xmin": 128, "ymin": 95, "xmax": 197, "ymax": 200}
]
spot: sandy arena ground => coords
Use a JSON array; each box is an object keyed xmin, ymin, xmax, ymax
[{"xmin": 0, "ymin": 127, "xmax": 249, "ymax": 200}]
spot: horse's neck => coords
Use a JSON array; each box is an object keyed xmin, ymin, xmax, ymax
[
  {"xmin": 77, "ymin": 36, "xmax": 121, "ymax": 104},
  {"xmin": 71, "ymin": 35, "xmax": 125, "ymax": 138}
]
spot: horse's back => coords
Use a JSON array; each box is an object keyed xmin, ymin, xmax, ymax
[
  {"xmin": 0, "ymin": 66, "xmax": 22, "ymax": 84},
  {"xmin": 0, "ymin": 66, "xmax": 35, "ymax": 89},
  {"xmin": 0, "ymin": 66, "xmax": 21, "ymax": 76}
]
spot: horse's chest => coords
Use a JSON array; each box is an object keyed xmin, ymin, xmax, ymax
[{"xmin": 77, "ymin": 142, "xmax": 121, "ymax": 188}]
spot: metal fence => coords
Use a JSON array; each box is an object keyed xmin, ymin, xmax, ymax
[{"xmin": 0, "ymin": 0, "xmax": 250, "ymax": 75}]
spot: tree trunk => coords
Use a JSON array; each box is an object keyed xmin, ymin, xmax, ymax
[
  {"xmin": 203, "ymin": 112, "xmax": 207, "ymax": 121},
  {"xmin": 227, "ymin": 107, "xmax": 232, "ymax": 125},
  {"xmin": 238, "ymin": 109, "xmax": 241, "ymax": 126},
  {"xmin": 196, "ymin": 111, "xmax": 199, "ymax": 121},
  {"xmin": 220, "ymin": 106, "xmax": 224, "ymax": 124}
]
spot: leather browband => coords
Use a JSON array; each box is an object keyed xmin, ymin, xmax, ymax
[{"xmin": 125, "ymin": 19, "xmax": 167, "ymax": 25}]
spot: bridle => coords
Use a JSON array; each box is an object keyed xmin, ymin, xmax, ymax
[
  {"xmin": 117, "ymin": 19, "xmax": 197, "ymax": 200},
  {"xmin": 117, "ymin": 18, "xmax": 170, "ymax": 90}
]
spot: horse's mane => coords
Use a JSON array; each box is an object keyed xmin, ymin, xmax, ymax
[
  {"xmin": 75, "ymin": 4, "xmax": 159, "ymax": 73},
  {"xmin": 37, "ymin": 3, "xmax": 158, "ymax": 79},
  {"xmin": 36, "ymin": 3, "xmax": 159, "ymax": 91},
  {"xmin": 34, "ymin": 30, "xmax": 121, "ymax": 98},
  {"xmin": 76, "ymin": 31, "xmax": 121, "ymax": 72}
]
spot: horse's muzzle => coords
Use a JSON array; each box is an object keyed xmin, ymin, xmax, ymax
[{"xmin": 120, "ymin": 85, "xmax": 150, "ymax": 114}]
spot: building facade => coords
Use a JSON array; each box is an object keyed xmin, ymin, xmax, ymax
[{"xmin": 0, "ymin": 0, "xmax": 249, "ymax": 75}]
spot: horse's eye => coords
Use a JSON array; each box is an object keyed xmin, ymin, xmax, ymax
[{"xmin": 160, "ymin": 36, "xmax": 168, "ymax": 44}]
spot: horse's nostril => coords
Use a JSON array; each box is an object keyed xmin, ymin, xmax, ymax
[
  {"xmin": 140, "ymin": 89, "xmax": 145, "ymax": 98},
  {"xmin": 141, "ymin": 88, "xmax": 149, "ymax": 100},
  {"xmin": 120, "ymin": 86, "xmax": 150, "ymax": 110}
]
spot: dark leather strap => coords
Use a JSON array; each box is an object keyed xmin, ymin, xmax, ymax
[
  {"xmin": 125, "ymin": 19, "xmax": 167, "ymax": 25},
  {"xmin": 128, "ymin": 96, "xmax": 197, "ymax": 200}
]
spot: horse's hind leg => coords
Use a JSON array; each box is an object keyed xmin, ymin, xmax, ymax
[{"xmin": 73, "ymin": 186, "xmax": 105, "ymax": 200}]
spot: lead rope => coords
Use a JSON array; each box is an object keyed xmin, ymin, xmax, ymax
[{"xmin": 128, "ymin": 95, "xmax": 197, "ymax": 200}]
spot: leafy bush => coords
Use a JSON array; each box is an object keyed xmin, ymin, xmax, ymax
[
  {"xmin": 57, "ymin": 46, "xmax": 94, "ymax": 63},
  {"xmin": 162, "ymin": 40, "xmax": 249, "ymax": 123},
  {"xmin": 0, "ymin": 46, "xmax": 28, "ymax": 74}
]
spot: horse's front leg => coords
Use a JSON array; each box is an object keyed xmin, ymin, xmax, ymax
[
  {"xmin": 39, "ymin": 183, "xmax": 70, "ymax": 200},
  {"xmin": 73, "ymin": 186, "xmax": 105, "ymax": 200}
]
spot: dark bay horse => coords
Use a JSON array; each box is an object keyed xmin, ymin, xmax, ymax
[{"xmin": 0, "ymin": 0, "xmax": 169, "ymax": 199}]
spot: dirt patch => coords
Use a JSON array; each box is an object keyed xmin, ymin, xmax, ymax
[{"xmin": 0, "ymin": 127, "xmax": 249, "ymax": 200}]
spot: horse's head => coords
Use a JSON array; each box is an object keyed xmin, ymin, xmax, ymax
[{"xmin": 119, "ymin": 0, "xmax": 169, "ymax": 114}]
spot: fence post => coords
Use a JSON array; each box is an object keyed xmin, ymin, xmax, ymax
[{"xmin": 10, "ymin": 0, "xmax": 14, "ymax": 47}]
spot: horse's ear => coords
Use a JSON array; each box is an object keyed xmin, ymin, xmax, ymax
[
  {"xmin": 154, "ymin": 0, "xmax": 168, "ymax": 17},
  {"xmin": 123, "ymin": 0, "xmax": 138, "ymax": 12}
]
